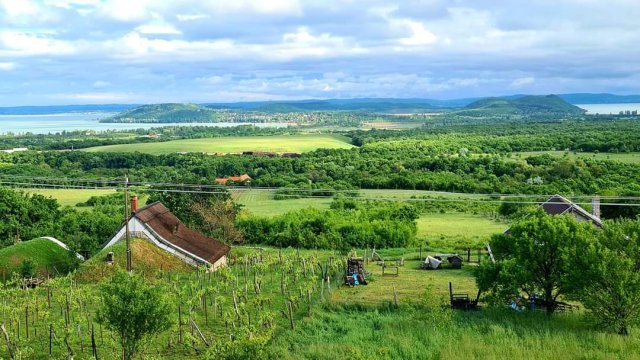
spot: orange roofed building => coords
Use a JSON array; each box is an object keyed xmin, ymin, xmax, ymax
[{"xmin": 214, "ymin": 174, "xmax": 252, "ymax": 185}]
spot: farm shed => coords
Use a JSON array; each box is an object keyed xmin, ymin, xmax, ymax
[
  {"xmin": 505, "ymin": 194, "xmax": 603, "ymax": 235},
  {"xmin": 103, "ymin": 202, "xmax": 230, "ymax": 270}
]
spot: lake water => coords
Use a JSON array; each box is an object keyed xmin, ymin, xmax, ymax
[
  {"xmin": 0, "ymin": 113, "xmax": 288, "ymax": 134},
  {"xmin": 578, "ymin": 103, "xmax": 640, "ymax": 115}
]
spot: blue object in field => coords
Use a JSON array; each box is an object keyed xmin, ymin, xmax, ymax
[{"xmin": 352, "ymin": 273, "xmax": 360, "ymax": 285}]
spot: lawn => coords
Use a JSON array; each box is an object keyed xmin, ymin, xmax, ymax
[
  {"xmin": 331, "ymin": 259, "xmax": 478, "ymax": 306},
  {"xmin": 513, "ymin": 151, "xmax": 640, "ymax": 164},
  {"xmin": 82, "ymin": 134, "xmax": 354, "ymax": 154},
  {"xmin": 417, "ymin": 213, "xmax": 506, "ymax": 240},
  {"xmin": 23, "ymin": 188, "xmax": 117, "ymax": 207}
]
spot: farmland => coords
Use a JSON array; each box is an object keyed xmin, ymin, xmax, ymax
[
  {"xmin": 23, "ymin": 188, "xmax": 117, "ymax": 207},
  {"xmin": 513, "ymin": 150, "xmax": 640, "ymax": 164},
  {"xmin": 82, "ymin": 134, "xmax": 354, "ymax": 154}
]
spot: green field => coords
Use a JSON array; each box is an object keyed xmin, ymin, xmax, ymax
[
  {"xmin": 82, "ymin": 134, "xmax": 354, "ymax": 154},
  {"xmin": 417, "ymin": 213, "xmax": 506, "ymax": 240},
  {"xmin": 0, "ymin": 238, "xmax": 71, "ymax": 278},
  {"xmin": 233, "ymin": 189, "xmax": 333, "ymax": 217},
  {"xmin": 514, "ymin": 151, "xmax": 640, "ymax": 164},
  {"xmin": 23, "ymin": 188, "xmax": 117, "ymax": 207}
]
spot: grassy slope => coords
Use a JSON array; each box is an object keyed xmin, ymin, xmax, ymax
[
  {"xmin": 0, "ymin": 239, "xmax": 69, "ymax": 278},
  {"xmin": 82, "ymin": 134, "xmax": 354, "ymax": 154},
  {"xmin": 76, "ymin": 238, "xmax": 193, "ymax": 282}
]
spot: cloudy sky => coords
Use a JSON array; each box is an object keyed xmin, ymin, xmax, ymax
[{"xmin": 1, "ymin": 0, "xmax": 639, "ymax": 106}]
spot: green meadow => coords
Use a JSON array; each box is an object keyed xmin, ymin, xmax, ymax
[
  {"xmin": 513, "ymin": 151, "xmax": 640, "ymax": 164},
  {"xmin": 82, "ymin": 134, "xmax": 354, "ymax": 154}
]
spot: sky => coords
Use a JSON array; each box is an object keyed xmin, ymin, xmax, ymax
[{"xmin": 0, "ymin": 0, "xmax": 639, "ymax": 106}]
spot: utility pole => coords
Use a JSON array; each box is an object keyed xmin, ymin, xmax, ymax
[{"xmin": 124, "ymin": 176, "xmax": 132, "ymax": 272}]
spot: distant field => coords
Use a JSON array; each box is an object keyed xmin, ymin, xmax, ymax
[
  {"xmin": 82, "ymin": 134, "xmax": 354, "ymax": 154},
  {"xmin": 417, "ymin": 213, "xmax": 506, "ymax": 239},
  {"xmin": 24, "ymin": 188, "xmax": 117, "ymax": 207},
  {"xmin": 513, "ymin": 151, "xmax": 640, "ymax": 164},
  {"xmin": 233, "ymin": 189, "xmax": 332, "ymax": 217}
]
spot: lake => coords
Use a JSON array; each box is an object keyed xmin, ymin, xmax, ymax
[
  {"xmin": 0, "ymin": 113, "xmax": 289, "ymax": 134},
  {"xmin": 579, "ymin": 103, "xmax": 640, "ymax": 115}
]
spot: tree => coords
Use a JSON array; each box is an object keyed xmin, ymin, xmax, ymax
[
  {"xmin": 98, "ymin": 270, "xmax": 171, "ymax": 360},
  {"xmin": 19, "ymin": 259, "xmax": 36, "ymax": 278},
  {"xmin": 568, "ymin": 220, "xmax": 640, "ymax": 335},
  {"xmin": 476, "ymin": 211, "xmax": 596, "ymax": 314}
]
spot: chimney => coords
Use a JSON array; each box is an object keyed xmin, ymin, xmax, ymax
[
  {"xmin": 591, "ymin": 196, "xmax": 601, "ymax": 219},
  {"xmin": 130, "ymin": 195, "xmax": 138, "ymax": 213}
]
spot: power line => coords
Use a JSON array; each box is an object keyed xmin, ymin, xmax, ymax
[{"xmin": 3, "ymin": 180, "xmax": 640, "ymax": 207}]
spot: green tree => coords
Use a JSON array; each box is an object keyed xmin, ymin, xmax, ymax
[
  {"xmin": 568, "ymin": 220, "xmax": 640, "ymax": 335},
  {"xmin": 98, "ymin": 270, "xmax": 171, "ymax": 359},
  {"xmin": 476, "ymin": 211, "xmax": 596, "ymax": 314},
  {"xmin": 19, "ymin": 258, "xmax": 37, "ymax": 278}
]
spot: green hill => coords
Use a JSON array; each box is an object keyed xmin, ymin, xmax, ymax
[
  {"xmin": 0, "ymin": 239, "xmax": 73, "ymax": 279},
  {"xmin": 460, "ymin": 95, "xmax": 586, "ymax": 117},
  {"xmin": 102, "ymin": 103, "xmax": 219, "ymax": 123},
  {"xmin": 76, "ymin": 239, "xmax": 193, "ymax": 282}
]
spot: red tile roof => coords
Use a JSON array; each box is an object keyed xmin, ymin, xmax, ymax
[
  {"xmin": 133, "ymin": 202, "xmax": 230, "ymax": 264},
  {"xmin": 214, "ymin": 174, "xmax": 252, "ymax": 184}
]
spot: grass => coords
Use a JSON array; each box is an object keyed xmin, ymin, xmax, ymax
[
  {"xmin": 331, "ymin": 259, "xmax": 478, "ymax": 306},
  {"xmin": 77, "ymin": 238, "xmax": 193, "ymax": 282},
  {"xmin": 23, "ymin": 188, "xmax": 117, "ymax": 207},
  {"xmin": 513, "ymin": 151, "xmax": 640, "ymax": 164},
  {"xmin": 417, "ymin": 213, "xmax": 506, "ymax": 241},
  {"xmin": 233, "ymin": 189, "xmax": 332, "ymax": 217},
  {"xmin": 82, "ymin": 134, "xmax": 354, "ymax": 154},
  {"xmin": 0, "ymin": 238, "xmax": 70, "ymax": 278}
]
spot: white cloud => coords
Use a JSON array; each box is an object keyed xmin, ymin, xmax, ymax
[
  {"xmin": 176, "ymin": 13, "xmax": 208, "ymax": 22},
  {"xmin": 0, "ymin": 0, "xmax": 39, "ymax": 17},
  {"xmin": 0, "ymin": 32, "xmax": 76, "ymax": 56},
  {"xmin": 511, "ymin": 77, "xmax": 536, "ymax": 88},
  {"xmin": 399, "ymin": 21, "xmax": 438, "ymax": 46},
  {"xmin": 135, "ymin": 22, "xmax": 181, "ymax": 35},
  {"xmin": 0, "ymin": 62, "xmax": 17, "ymax": 71},
  {"xmin": 92, "ymin": 80, "xmax": 110, "ymax": 88}
]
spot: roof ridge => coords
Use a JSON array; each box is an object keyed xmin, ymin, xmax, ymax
[{"xmin": 133, "ymin": 200, "xmax": 162, "ymax": 214}]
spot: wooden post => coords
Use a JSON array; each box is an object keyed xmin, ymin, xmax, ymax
[
  {"xmin": 124, "ymin": 176, "xmax": 132, "ymax": 273},
  {"xmin": 1, "ymin": 323, "xmax": 14, "ymax": 360},
  {"xmin": 91, "ymin": 324, "xmax": 98, "ymax": 359},
  {"xmin": 419, "ymin": 246, "xmax": 422, "ymax": 260},
  {"xmin": 287, "ymin": 300, "xmax": 295, "ymax": 330},
  {"xmin": 449, "ymin": 282, "xmax": 453, "ymax": 304},
  {"xmin": 477, "ymin": 248, "xmax": 482, "ymax": 264},
  {"xmin": 49, "ymin": 324, "xmax": 53, "ymax": 357},
  {"xmin": 178, "ymin": 306, "xmax": 183, "ymax": 344},
  {"xmin": 467, "ymin": 248, "xmax": 471, "ymax": 263},
  {"xmin": 393, "ymin": 286, "xmax": 398, "ymax": 307}
]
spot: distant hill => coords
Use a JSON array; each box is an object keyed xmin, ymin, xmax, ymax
[
  {"xmin": 103, "ymin": 103, "xmax": 219, "ymax": 123},
  {"xmin": 459, "ymin": 95, "xmax": 586, "ymax": 116},
  {"xmin": 0, "ymin": 239, "xmax": 73, "ymax": 278},
  {"xmin": 207, "ymin": 98, "xmax": 447, "ymax": 113}
]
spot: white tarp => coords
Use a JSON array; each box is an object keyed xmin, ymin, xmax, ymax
[
  {"xmin": 424, "ymin": 256, "xmax": 442, "ymax": 269},
  {"xmin": 39, "ymin": 236, "xmax": 85, "ymax": 261}
]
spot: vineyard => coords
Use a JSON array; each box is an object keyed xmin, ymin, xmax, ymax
[{"xmin": 0, "ymin": 247, "xmax": 346, "ymax": 359}]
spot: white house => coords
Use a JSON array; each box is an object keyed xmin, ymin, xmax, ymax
[{"xmin": 103, "ymin": 201, "xmax": 230, "ymax": 270}]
